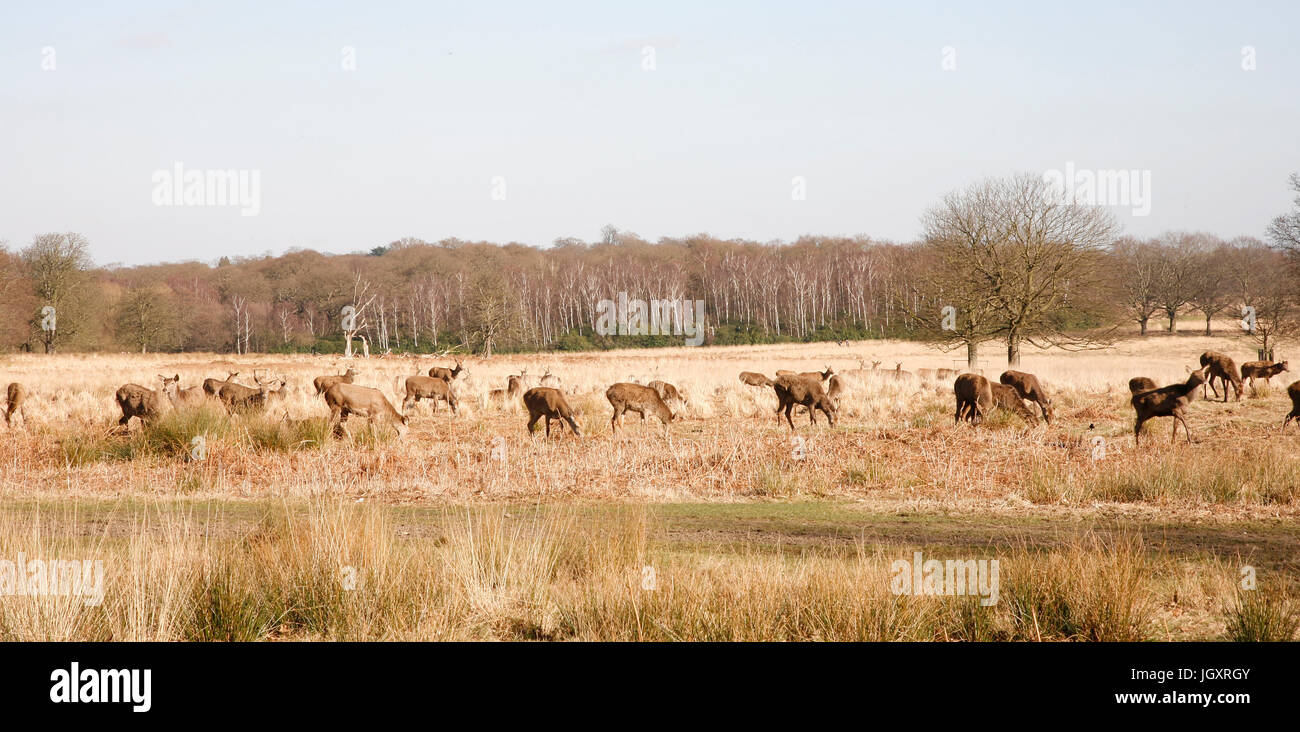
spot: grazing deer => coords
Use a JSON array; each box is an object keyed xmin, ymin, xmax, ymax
[
  {"xmin": 739, "ymin": 371, "xmax": 773, "ymax": 387},
  {"xmin": 219, "ymin": 372, "xmax": 287, "ymax": 412},
  {"xmin": 1198, "ymin": 351, "xmax": 1242, "ymax": 402},
  {"xmin": 540, "ymin": 368, "xmax": 561, "ymax": 388},
  {"xmin": 953, "ymin": 373, "xmax": 992, "ymax": 424},
  {"xmin": 4, "ymin": 383, "xmax": 27, "ymax": 427},
  {"xmin": 428, "ymin": 358, "xmax": 464, "ymax": 382},
  {"xmin": 775, "ymin": 366, "xmax": 834, "ymax": 382},
  {"xmin": 989, "ymin": 383, "xmax": 1040, "ymax": 425},
  {"xmin": 647, "ymin": 379, "xmax": 685, "ymax": 407},
  {"xmin": 1240, "ymin": 360, "xmax": 1289, "ymax": 391},
  {"xmin": 771, "ymin": 374, "xmax": 837, "ymax": 430},
  {"xmin": 324, "ymin": 383, "xmax": 409, "ymax": 438},
  {"xmin": 1128, "ymin": 377, "xmax": 1159, "ymax": 394},
  {"xmin": 1131, "ymin": 367, "xmax": 1208, "ymax": 445},
  {"xmin": 606, "ymin": 382, "xmax": 679, "ymax": 433},
  {"xmin": 116, "ymin": 376, "xmax": 172, "ymax": 428},
  {"xmin": 999, "ymin": 370, "xmax": 1054, "ymax": 425},
  {"xmin": 1282, "ymin": 380, "xmax": 1300, "ymax": 433},
  {"xmin": 523, "ymin": 387, "xmax": 581, "ymax": 438},
  {"xmin": 935, "ymin": 368, "xmax": 959, "ymax": 379},
  {"xmin": 314, "ymin": 366, "xmax": 359, "ymax": 395},
  {"xmin": 402, "ymin": 375, "xmax": 459, "ymax": 414},
  {"xmin": 203, "ymin": 371, "xmax": 239, "ymax": 397}
]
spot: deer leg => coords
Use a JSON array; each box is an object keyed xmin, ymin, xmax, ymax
[
  {"xmin": 807, "ymin": 401, "xmax": 817, "ymax": 425},
  {"xmin": 784, "ymin": 403, "xmax": 795, "ymax": 431},
  {"xmin": 527, "ymin": 413, "xmax": 540, "ymax": 437},
  {"xmin": 1175, "ymin": 414, "xmax": 1192, "ymax": 444}
]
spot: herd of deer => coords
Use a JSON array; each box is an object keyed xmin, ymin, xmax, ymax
[{"xmin": 1, "ymin": 350, "xmax": 1297, "ymax": 447}]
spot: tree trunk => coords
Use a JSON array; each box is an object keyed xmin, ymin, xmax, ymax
[
  {"xmin": 1204, "ymin": 314, "xmax": 1212, "ymax": 336},
  {"xmin": 1138, "ymin": 317, "xmax": 1148, "ymax": 335},
  {"xmin": 1007, "ymin": 336, "xmax": 1021, "ymax": 367},
  {"xmin": 966, "ymin": 341, "xmax": 979, "ymax": 368},
  {"xmin": 1167, "ymin": 311, "xmax": 1176, "ymax": 332}
]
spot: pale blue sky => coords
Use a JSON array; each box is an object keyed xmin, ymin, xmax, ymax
[{"xmin": 2, "ymin": 0, "xmax": 1297, "ymax": 265}]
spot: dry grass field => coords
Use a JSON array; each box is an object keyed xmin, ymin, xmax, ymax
[{"xmin": 0, "ymin": 330, "xmax": 1297, "ymax": 641}]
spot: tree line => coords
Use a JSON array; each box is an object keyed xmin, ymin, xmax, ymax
[{"xmin": 2, "ymin": 173, "xmax": 1297, "ymax": 365}]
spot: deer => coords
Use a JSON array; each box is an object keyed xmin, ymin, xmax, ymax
[
  {"xmin": 935, "ymin": 368, "xmax": 960, "ymax": 379},
  {"xmin": 323, "ymin": 383, "xmax": 409, "ymax": 438},
  {"xmin": 1240, "ymin": 360, "xmax": 1289, "ymax": 392},
  {"xmin": 161, "ymin": 375, "xmax": 208, "ymax": 408},
  {"xmin": 606, "ymin": 382, "xmax": 679, "ymax": 433},
  {"xmin": 775, "ymin": 365, "xmax": 834, "ymax": 382},
  {"xmin": 1131, "ymin": 367, "xmax": 1208, "ymax": 446},
  {"xmin": 771, "ymin": 374, "xmax": 837, "ymax": 430},
  {"xmin": 115, "ymin": 376, "xmax": 173, "ymax": 428},
  {"xmin": 989, "ymin": 383, "xmax": 1040, "ymax": 425},
  {"xmin": 998, "ymin": 370, "xmax": 1054, "ymax": 425},
  {"xmin": 402, "ymin": 375, "xmax": 458, "ymax": 415},
  {"xmin": 203, "ymin": 371, "xmax": 239, "ymax": 397},
  {"xmin": 1282, "ymin": 380, "xmax": 1300, "ymax": 433},
  {"xmin": 1128, "ymin": 376, "xmax": 1159, "ymax": 394},
  {"xmin": 219, "ymin": 372, "xmax": 287, "ymax": 412},
  {"xmin": 1198, "ymin": 351, "xmax": 1242, "ymax": 402},
  {"xmin": 739, "ymin": 371, "xmax": 773, "ymax": 387},
  {"xmin": 540, "ymin": 368, "xmax": 561, "ymax": 388},
  {"xmin": 428, "ymin": 358, "xmax": 465, "ymax": 382},
  {"xmin": 314, "ymin": 366, "xmax": 359, "ymax": 395},
  {"xmin": 647, "ymin": 379, "xmax": 686, "ymax": 407},
  {"xmin": 523, "ymin": 387, "xmax": 582, "ymax": 438},
  {"xmin": 4, "ymin": 383, "xmax": 27, "ymax": 427},
  {"xmin": 953, "ymin": 373, "xmax": 992, "ymax": 424},
  {"xmin": 886, "ymin": 363, "xmax": 915, "ymax": 381}
]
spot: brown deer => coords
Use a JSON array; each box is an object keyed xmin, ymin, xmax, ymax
[
  {"xmin": 1128, "ymin": 376, "xmax": 1159, "ymax": 394},
  {"xmin": 523, "ymin": 387, "xmax": 582, "ymax": 438},
  {"xmin": 219, "ymin": 372, "xmax": 287, "ymax": 412},
  {"xmin": 1198, "ymin": 351, "xmax": 1242, "ymax": 402},
  {"xmin": 203, "ymin": 371, "xmax": 239, "ymax": 397},
  {"xmin": 428, "ymin": 358, "xmax": 464, "ymax": 382},
  {"xmin": 402, "ymin": 375, "xmax": 459, "ymax": 414},
  {"xmin": 887, "ymin": 363, "xmax": 915, "ymax": 381},
  {"xmin": 115, "ymin": 376, "xmax": 172, "ymax": 428},
  {"xmin": 1282, "ymin": 380, "xmax": 1300, "ymax": 433},
  {"xmin": 647, "ymin": 380, "xmax": 685, "ymax": 407},
  {"xmin": 775, "ymin": 365, "xmax": 834, "ymax": 382},
  {"xmin": 507, "ymin": 374, "xmax": 526, "ymax": 398},
  {"xmin": 739, "ymin": 371, "xmax": 773, "ymax": 387},
  {"xmin": 989, "ymin": 383, "xmax": 1040, "ymax": 425},
  {"xmin": 953, "ymin": 373, "xmax": 992, "ymax": 424},
  {"xmin": 161, "ymin": 375, "xmax": 208, "ymax": 408},
  {"xmin": 1240, "ymin": 360, "xmax": 1289, "ymax": 391},
  {"xmin": 314, "ymin": 366, "xmax": 358, "ymax": 395},
  {"xmin": 606, "ymin": 382, "xmax": 679, "ymax": 433},
  {"xmin": 323, "ymin": 383, "xmax": 409, "ymax": 438},
  {"xmin": 4, "ymin": 383, "xmax": 27, "ymax": 427},
  {"xmin": 540, "ymin": 368, "xmax": 561, "ymax": 388},
  {"xmin": 1131, "ymin": 367, "xmax": 1208, "ymax": 445},
  {"xmin": 998, "ymin": 370, "xmax": 1054, "ymax": 424},
  {"xmin": 935, "ymin": 368, "xmax": 960, "ymax": 379},
  {"xmin": 771, "ymin": 374, "xmax": 837, "ymax": 430}
]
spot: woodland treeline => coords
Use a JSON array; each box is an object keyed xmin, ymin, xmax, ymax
[{"xmin": 3, "ymin": 173, "xmax": 1298, "ymax": 362}]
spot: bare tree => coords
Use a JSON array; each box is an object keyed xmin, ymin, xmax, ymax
[
  {"xmin": 1267, "ymin": 172, "xmax": 1300, "ymax": 258},
  {"xmin": 922, "ymin": 173, "xmax": 1119, "ymax": 366},
  {"xmin": 21, "ymin": 232, "xmax": 94, "ymax": 353}
]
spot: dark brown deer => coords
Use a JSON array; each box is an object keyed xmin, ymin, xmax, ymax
[
  {"xmin": 1282, "ymin": 380, "xmax": 1300, "ymax": 433},
  {"xmin": 606, "ymin": 382, "xmax": 679, "ymax": 433},
  {"xmin": 428, "ymin": 358, "xmax": 464, "ymax": 382},
  {"xmin": 999, "ymin": 370, "xmax": 1054, "ymax": 424},
  {"xmin": 314, "ymin": 366, "xmax": 358, "ymax": 395},
  {"xmin": 990, "ymin": 383, "xmax": 1040, "ymax": 425},
  {"xmin": 324, "ymin": 383, "xmax": 409, "ymax": 438},
  {"xmin": 1240, "ymin": 360, "xmax": 1289, "ymax": 391},
  {"xmin": 402, "ymin": 375, "xmax": 458, "ymax": 414},
  {"xmin": 1198, "ymin": 351, "xmax": 1242, "ymax": 402},
  {"xmin": 771, "ymin": 374, "xmax": 837, "ymax": 430},
  {"xmin": 1132, "ymin": 367, "xmax": 1208, "ymax": 445},
  {"xmin": 953, "ymin": 373, "xmax": 992, "ymax": 424},
  {"xmin": 4, "ymin": 383, "xmax": 27, "ymax": 427},
  {"xmin": 739, "ymin": 371, "xmax": 773, "ymax": 387},
  {"xmin": 116, "ymin": 376, "xmax": 172, "ymax": 428},
  {"xmin": 203, "ymin": 371, "xmax": 239, "ymax": 397},
  {"xmin": 523, "ymin": 386, "xmax": 582, "ymax": 438},
  {"xmin": 1128, "ymin": 376, "xmax": 1158, "ymax": 394}
]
